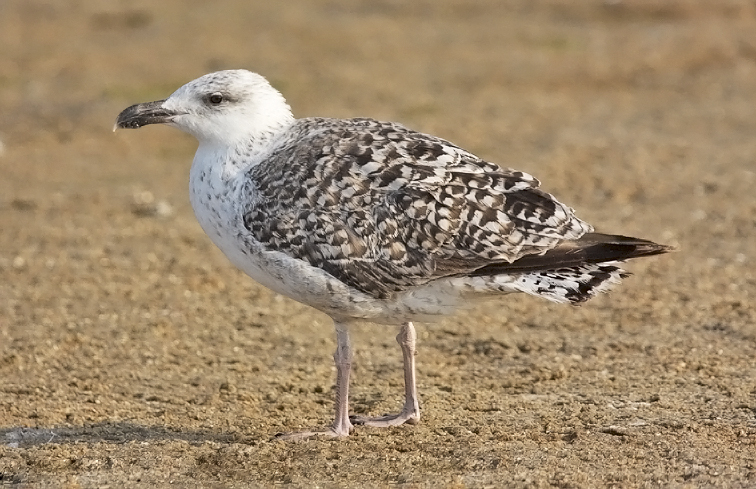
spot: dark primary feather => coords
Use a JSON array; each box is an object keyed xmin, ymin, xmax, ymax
[
  {"xmin": 242, "ymin": 117, "xmax": 593, "ymax": 298},
  {"xmin": 470, "ymin": 233, "xmax": 674, "ymax": 276}
]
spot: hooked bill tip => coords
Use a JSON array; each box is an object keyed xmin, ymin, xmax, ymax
[{"xmin": 114, "ymin": 99, "xmax": 172, "ymax": 132}]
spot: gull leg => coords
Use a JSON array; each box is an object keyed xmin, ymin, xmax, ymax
[
  {"xmin": 330, "ymin": 322, "xmax": 355, "ymax": 436},
  {"xmin": 351, "ymin": 321, "xmax": 420, "ymax": 428},
  {"xmin": 275, "ymin": 321, "xmax": 354, "ymax": 440}
]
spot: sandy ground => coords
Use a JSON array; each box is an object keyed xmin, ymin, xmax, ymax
[{"xmin": 1, "ymin": 1, "xmax": 755, "ymax": 487}]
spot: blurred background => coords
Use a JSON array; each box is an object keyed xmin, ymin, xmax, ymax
[{"xmin": 1, "ymin": 0, "xmax": 755, "ymax": 486}]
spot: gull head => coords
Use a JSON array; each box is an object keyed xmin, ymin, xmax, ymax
[{"xmin": 115, "ymin": 70, "xmax": 294, "ymax": 146}]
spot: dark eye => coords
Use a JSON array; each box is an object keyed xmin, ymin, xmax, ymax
[{"xmin": 208, "ymin": 93, "xmax": 223, "ymax": 105}]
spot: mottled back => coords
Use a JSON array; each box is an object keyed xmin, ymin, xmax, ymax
[{"xmin": 242, "ymin": 118, "xmax": 592, "ymax": 298}]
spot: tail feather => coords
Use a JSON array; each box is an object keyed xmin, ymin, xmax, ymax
[
  {"xmin": 469, "ymin": 233, "xmax": 673, "ymax": 304},
  {"xmin": 470, "ymin": 233, "xmax": 673, "ymax": 276},
  {"xmin": 510, "ymin": 263, "xmax": 628, "ymax": 304}
]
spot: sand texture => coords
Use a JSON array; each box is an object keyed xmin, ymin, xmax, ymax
[{"xmin": 1, "ymin": 1, "xmax": 755, "ymax": 487}]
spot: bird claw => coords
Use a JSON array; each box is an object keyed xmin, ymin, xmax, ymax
[
  {"xmin": 350, "ymin": 410, "xmax": 419, "ymax": 428},
  {"xmin": 273, "ymin": 426, "xmax": 351, "ymax": 441}
]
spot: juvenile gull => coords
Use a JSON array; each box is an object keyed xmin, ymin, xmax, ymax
[{"xmin": 115, "ymin": 70, "xmax": 671, "ymax": 440}]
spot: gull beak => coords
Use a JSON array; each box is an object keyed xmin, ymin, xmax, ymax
[{"xmin": 113, "ymin": 99, "xmax": 178, "ymax": 132}]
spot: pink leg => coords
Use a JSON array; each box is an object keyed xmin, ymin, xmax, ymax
[
  {"xmin": 330, "ymin": 323, "xmax": 354, "ymax": 436},
  {"xmin": 351, "ymin": 321, "xmax": 420, "ymax": 428},
  {"xmin": 275, "ymin": 322, "xmax": 354, "ymax": 440}
]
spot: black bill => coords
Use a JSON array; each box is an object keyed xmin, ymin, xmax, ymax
[{"xmin": 114, "ymin": 99, "xmax": 177, "ymax": 130}]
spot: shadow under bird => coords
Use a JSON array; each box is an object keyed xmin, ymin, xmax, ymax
[{"xmin": 115, "ymin": 70, "xmax": 672, "ymax": 440}]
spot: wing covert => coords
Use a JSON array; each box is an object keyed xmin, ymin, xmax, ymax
[{"xmin": 242, "ymin": 117, "xmax": 591, "ymax": 298}]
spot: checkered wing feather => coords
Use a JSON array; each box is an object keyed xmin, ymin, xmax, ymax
[{"xmin": 242, "ymin": 118, "xmax": 592, "ymax": 298}]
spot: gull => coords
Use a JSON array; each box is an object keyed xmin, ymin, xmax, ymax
[{"xmin": 115, "ymin": 70, "xmax": 671, "ymax": 440}]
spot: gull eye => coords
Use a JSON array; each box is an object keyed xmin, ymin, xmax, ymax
[{"xmin": 208, "ymin": 93, "xmax": 223, "ymax": 105}]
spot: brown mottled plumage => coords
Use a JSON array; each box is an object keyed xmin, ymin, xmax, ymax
[
  {"xmin": 243, "ymin": 117, "xmax": 596, "ymax": 299},
  {"xmin": 115, "ymin": 70, "xmax": 671, "ymax": 440}
]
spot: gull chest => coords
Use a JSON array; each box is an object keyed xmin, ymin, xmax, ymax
[
  {"xmin": 187, "ymin": 148, "xmax": 264, "ymax": 275},
  {"xmin": 186, "ymin": 149, "xmax": 389, "ymax": 318}
]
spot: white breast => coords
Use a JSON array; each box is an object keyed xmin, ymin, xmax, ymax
[{"xmin": 186, "ymin": 143, "xmax": 490, "ymax": 325}]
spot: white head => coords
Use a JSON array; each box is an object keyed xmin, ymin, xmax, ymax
[{"xmin": 115, "ymin": 70, "xmax": 294, "ymax": 146}]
